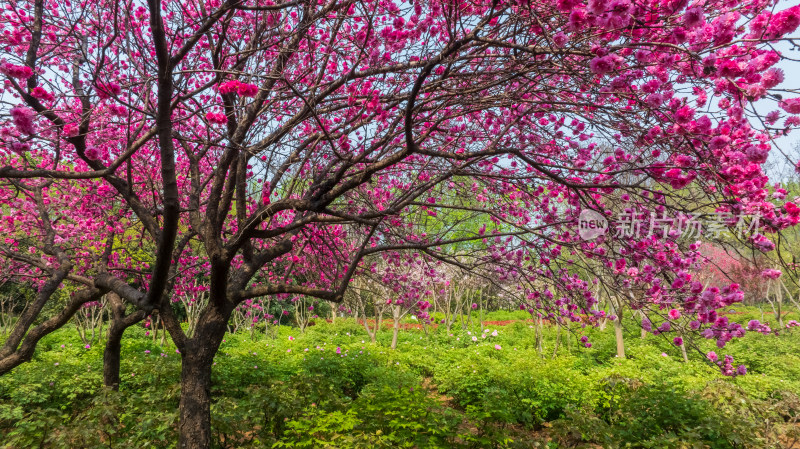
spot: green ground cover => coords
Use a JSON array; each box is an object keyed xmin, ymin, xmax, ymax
[{"xmin": 1, "ymin": 306, "xmax": 799, "ymax": 448}]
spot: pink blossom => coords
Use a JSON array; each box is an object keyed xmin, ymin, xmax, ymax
[
  {"xmin": 709, "ymin": 136, "xmax": 730, "ymax": 150},
  {"xmin": 780, "ymin": 98, "xmax": 800, "ymax": 114},
  {"xmin": 218, "ymin": 80, "xmax": 240, "ymax": 94},
  {"xmin": 668, "ymin": 309, "xmax": 681, "ymax": 320},
  {"xmin": 673, "ymin": 337, "xmax": 683, "ymax": 346},
  {"xmin": 236, "ymin": 83, "xmax": 259, "ymax": 97},
  {"xmin": 761, "ymin": 268, "xmax": 781, "ymax": 279},
  {"xmin": 766, "ymin": 110, "xmax": 781, "ymax": 124},
  {"xmin": 557, "ymin": 0, "xmax": 581, "ymax": 11},
  {"xmin": 772, "ymin": 5, "xmax": 800, "ymax": 35},
  {"xmin": 10, "ymin": 106, "xmax": 36, "ymax": 135},
  {"xmin": 206, "ymin": 112, "xmax": 228, "ymax": 124},
  {"xmin": 684, "ymin": 7, "xmax": 705, "ymax": 29},
  {"xmin": 552, "ymin": 32, "xmax": 568, "ymax": 47},
  {"xmin": 85, "ymin": 146, "xmax": 101, "ymax": 160},
  {"xmin": 589, "ymin": 56, "xmax": 615, "ymax": 75},
  {"xmin": 494, "ymin": 344, "xmax": 502, "ymax": 350},
  {"xmin": 645, "ymin": 93, "xmax": 663, "ymax": 107},
  {"xmin": 752, "ymin": 234, "xmax": 775, "ymax": 252},
  {"xmin": 674, "ymin": 106, "xmax": 695, "ymax": 123},
  {"xmin": 96, "ymin": 82, "xmax": 121, "ymax": 100},
  {"xmin": 0, "ymin": 63, "xmax": 33, "ymax": 79},
  {"xmin": 761, "ymin": 68, "xmax": 785, "ymax": 89},
  {"xmin": 30, "ymin": 87, "xmax": 54, "ymax": 101}
]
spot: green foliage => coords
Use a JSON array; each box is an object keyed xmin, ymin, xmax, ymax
[
  {"xmin": 552, "ymin": 380, "xmax": 800, "ymax": 449},
  {"xmin": 0, "ymin": 306, "xmax": 799, "ymax": 448}
]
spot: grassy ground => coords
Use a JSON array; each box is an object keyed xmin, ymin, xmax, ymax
[{"xmin": 1, "ymin": 305, "xmax": 799, "ymax": 448}]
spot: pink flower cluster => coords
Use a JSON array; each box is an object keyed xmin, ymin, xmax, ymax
[
  {"xmin": 96, "ymin": 82, "xmax": 122, "ymax": 100},
  {"xmin": 10, "ymin": 106, "xmax": 36, "ymax": 135},
  {"xmin": 0, "ymin": 62, "xmax": 33, "ymax": 79},
  {"xmin": 30, "ymin": 87, "xmax": 54, "ymax": 102},
  {"xmin": 205, "ymin": 112, "xmax": 228, "ymax": 124},
  {"xmin": 780, "ymin": 98, "xmax": 800, "ymax": 114},
  {"xmin": 706, "ymin": 352, "xmax": 746, "ymax": 376},
  {"xmin": 218, "ymin": 80, "xmax": 259, "ymax": 97}
]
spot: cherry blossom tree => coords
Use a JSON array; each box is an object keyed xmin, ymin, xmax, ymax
[{"xmin": 1, "ymin": 0, "xmax": 800, "ymax": 446}]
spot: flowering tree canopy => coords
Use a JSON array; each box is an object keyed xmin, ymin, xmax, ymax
[{"xmin": 1, "ymin": 0, "xmax": 799, "ymax": 446}]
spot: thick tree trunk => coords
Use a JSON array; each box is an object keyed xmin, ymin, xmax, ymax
[
  {"xmin": 103, "ymin": 293, "xmax": 144, "ymax": 390},
  {"xmin": 178, "ymin": 349, "xmax": 214, "ymax": 449},
  {"xmin": 103, "ymin": 327, "xmax": 123, "ymax": 390},
  {"xmin": 177, "ymin": 307, "xmax": 228, "ymax": 449}
]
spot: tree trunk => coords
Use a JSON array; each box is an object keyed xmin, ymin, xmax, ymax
[
  {"xmin": 103, "ymin": 326, "xmax": 123, "ymax": 390},
  {"xmin": 536, "ymin": 315, "xmax": 543, "ymax": 355},
  {"xmin": 359, "ymin": 301, "xmax": 376, "ymax": 344},
  {"xmin": 478, "ymin": 290, "xmax": 484, "ymax": 332},
  {"xmin": 390, "ymin": 306, "xmax": 400, "ymax": 350},
  {"xmin": 372, "ymin": 307, "xmax": 382, "ymax": 344},
  {"xmin": 567, "ymin": 323, "xmax": 572, "ymax": 351},
  {"xmin": 177, "ymin": 307, "xmax": 228, "ymax": 449},
  {"xmin": 597, "ymin": 297, "xmax": 608, "ymax": 331},
  {"xmin": 611, "ymin": 299, "xmax": 625, "ymax": 359},
  {"xmin": 103, "ymin": 293, "xmax": 145, "ymax": 390},
  {"xmin": 179, "ymin": 349, "xmax": 214, "ymax": 449},
  {"xmin": 552, "ymin": 323, "xmax": 561, "ymax": 359},
  {"xmin": 639, "ymin": 311, "xmax": 647, "ymax": 339},
  {"xmin": 776, "ymin": 280, "xmax": 784, "ymax": 328},
  {"xmin": 781, "ymin": 279, "xmax": 800, "ymax": 314}
]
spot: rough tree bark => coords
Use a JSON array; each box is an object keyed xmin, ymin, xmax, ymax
[
  {"xmin": 176, "ymin": 304, "xmax": 228, "ymax": 449},
  {"xmin": 103, "ymin": 293, "xmax": 145, "ymax": 390}
]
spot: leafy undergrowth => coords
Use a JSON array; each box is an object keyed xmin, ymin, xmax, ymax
[{"xmin": 1, "ymin": 306, "xmax": 799, "ymax": 448}]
